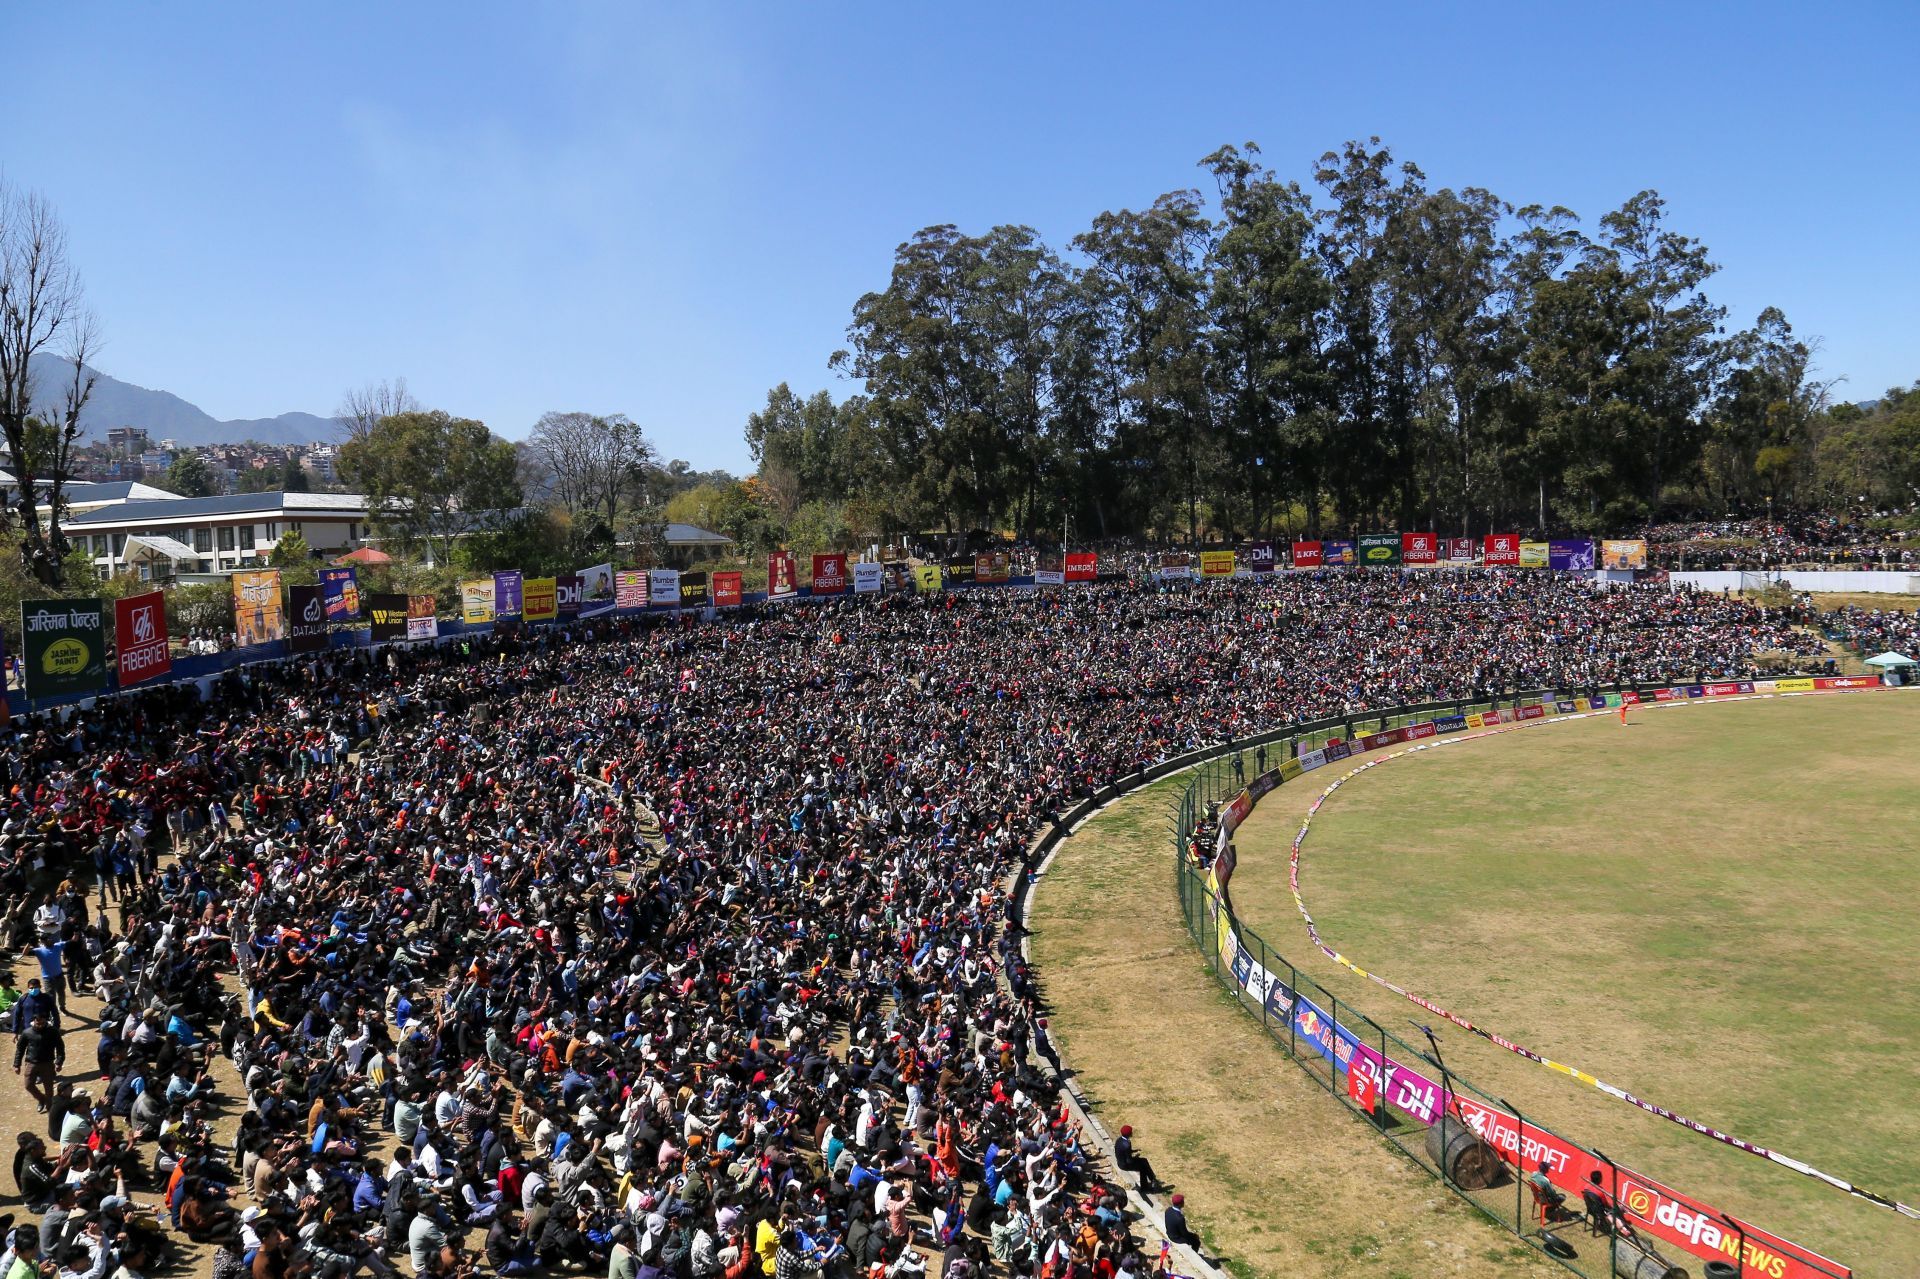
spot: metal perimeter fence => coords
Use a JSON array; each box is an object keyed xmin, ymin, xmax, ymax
[{"xmin": 1165, "ymin": 687, "xmax": 1854, "ymax": 1279}]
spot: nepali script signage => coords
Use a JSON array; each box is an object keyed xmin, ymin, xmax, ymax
[{"xmin": 23, "ymin": 599, "xmax": 107, "ymax": 699}]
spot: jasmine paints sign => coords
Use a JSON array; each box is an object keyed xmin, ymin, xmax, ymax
[{"xmin": 22, "ymin": 598, "xmax": 107, "ymax": 698}]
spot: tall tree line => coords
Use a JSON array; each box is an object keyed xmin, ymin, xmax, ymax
[{"xmin": 752, "ymin": 138, "xmax": 1910, "ymax": 542}]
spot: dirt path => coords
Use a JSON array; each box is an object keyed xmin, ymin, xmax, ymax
[{"xmin": 1029, "ymin": 778, "xmax": 1558, "ymax": 1279}]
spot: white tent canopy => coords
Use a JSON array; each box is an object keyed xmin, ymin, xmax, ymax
[{"xmin": 1862, "ymin": 651, "xmax": 1915, "ymax": 667}]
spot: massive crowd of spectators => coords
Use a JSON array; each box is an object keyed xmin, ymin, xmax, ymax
[
  {"xmin": 0, "ymin": 573, "xmax": 1833, "ymax": 1279},
  {"xmin": 1643, "ymin": 515, "xmax": 1920, "ymax": 570}
]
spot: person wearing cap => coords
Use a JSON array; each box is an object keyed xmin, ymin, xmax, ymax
[
  {"xmin": 1112, "ymin": 1125, "xmax": 1165, "ymax": 1196},
  {"xmin": 1163, "ymin": 1194, "xmax": 1200, "ymax": 1250}
]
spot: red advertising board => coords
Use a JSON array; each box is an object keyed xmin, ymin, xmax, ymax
[
  {"xmin": 1064, "ymin": 552, "xmax": 1097, "ymax": 583},
  {"xmin": 1815, "ymin": 675, "xmax": 1879, "ymax": 689},
  {"xmin": 1401, "ymin": 532, "xmax": 1438, "ymax": 565},
  {"xmin": 1483, "ymin": 533, "xmax": 1520, "ymax": 565},
  {"xmin": 115, "ymin": 591, "xmax": 171, "ymax": 686},
  {"xmin": 768, "ymin": 552, "xmax": 798, "ymax": 600},
  {"xmin": 712, "ymin": 572, "xmax": 743, "ymax": 607},
  {"xmin": 1443, "ymin": 537, "xmax": 1475, "ymax": 562},
  {"xmin": 1292, "ymin": 541, "xmax": 1324, "ymax": 568},
  {"xmin": 811, "ymin": 553, "xmax": 848, "ymax": 595}
]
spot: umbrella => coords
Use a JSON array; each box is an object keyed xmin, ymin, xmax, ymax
[
  {"xmin": 334, "ymin": 546, "xmax": 393, "ymax": 565},
  {"xmin": 1862, "ymin": 651, "xmax": 1914, "ymax": 668}
]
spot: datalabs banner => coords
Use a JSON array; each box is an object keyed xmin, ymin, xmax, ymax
[
  {"xmin": 811, "ymin": 553, "xmax": 848, "ymax": 594},
  {"xmin": 286, "ymin": 585, "xmax": 329, "ymax": 655},
  {"xmin": 114, "ymin": 591, "xmax": 171, "ymax": 686}
]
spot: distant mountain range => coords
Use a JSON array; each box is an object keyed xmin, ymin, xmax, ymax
[{"xmin": 26, "ymin": 353, "xmax": 336, "ymax": 447}]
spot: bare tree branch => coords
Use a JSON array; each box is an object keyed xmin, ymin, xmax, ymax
[{"xmin": 335, "ymin": 377, "xmax": 420, "ymax": 443}]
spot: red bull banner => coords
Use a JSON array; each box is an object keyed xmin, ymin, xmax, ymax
[
  {"xmin": 768, "ymin": 552, "xmax": 798, "ymax": 601},
  {"xmin": 712, "ymin": 571, "xmax": 743, "ymax": 608},
  {"xmin": 811, "ymin": 553, "xmax": 848, "ymax": 595},
  {"xmin": 1483, "ymin": 533, "xmax": 1520, "ymax": 565},
  {"xmin": 114, "ymin": 591, "xmax": 171, "ymax": 686},
  {"xmin": 1064, "ymin": 552, "xmax": 1096, "ymax": 582},
  {"xmin": 1291, "ymin": 541, "xmax": 1323, "ymax": 568},
  {"xmin": 1401, "ymin": 532, "xmax": 1437, "ymax": 565}
]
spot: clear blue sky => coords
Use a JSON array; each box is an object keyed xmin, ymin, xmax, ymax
[{"xmin": 5, "ymin": 2, "xmax": 1916, "ymax": 472}]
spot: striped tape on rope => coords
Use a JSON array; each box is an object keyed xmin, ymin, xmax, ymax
[{"xmin": 1281, "ymin": 693, "xmax": 1920, "ymax": 1221}]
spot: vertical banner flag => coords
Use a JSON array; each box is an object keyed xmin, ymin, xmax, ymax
[
  {"xmin": 1401, "ymin": 532, "xmax": 1437, "ymax": 565},
  {"xmin": 579, "ymin": 563, "xmax": 616, "ymax": 616},
  {"xmin": 678, "ymin": 571, "xmax": 709, "ymax": 606},
  {"xmin": 460, "ymin": 579, "xmax": 496, "ymax": 625},
  {"xmin": 1443, "ymin": 537, "xmax": 1475, "ymax": 562},
  {"xmin": 320, "ymin": 566, "xmax": 360, "ymax": 619},
  {"xmin": 1157, "ymin": 553, "xmax": 1193, "ymax": 580},
  {"xmin": 1064, "ymin": 552, "xmax": 1097, "ymax": 582},
  {"xmin": 285, "ymin": 585, "xmax": 329, "ymax": 654},
  {"xmin": 1035, "ymin": 552, "xmax": 1064, "ymax": 586},
  {"xmin": 555, "ymin": 573, "xmax": 584, "ymax": 618},
  {"xmin": 1601, "ymin": 539, "xmax": 1649, "ymax": 569},
  {"xmin": 1483, "ymin": 534, "xmax": 1521, "ymax": 565},
  {"xmin": 405, "ymin": 595, "xmax": 438, "ymax": 640},
  {"xmin": 1323, "ymin": 540, "xmax": 1356, "ymax": 566},
  {"xmin": 913, "ymin": 564, "xmax": 943, "ymax": 592},
  {"xmin": 615, "ymin": 569, "xmax": 647, "ymax": 609},
  {"xmin": 1244, "ymin": 540, "xmax": 1276, "ymax": 573},
  {"xmin": 522, "ymin": 577, "xmax": 558, "ymax": 621},
  {"xmin": 1358, "ymin": 533, "xmax": 1400, "ymax": 566},
  {"xmin": 648, "ymin": 568, "xmax": 681, "ymax": 606},
  {"xmin": 1549, "ymin": 538, "xmax": 1596, "ymax": 570},
  {"xmin": 1519, "ymin": 540, "xmax": 1550, "ymax": 568},
  {"xmin": 811, "ymin": 553, "xmax": 848, "ymax": 594},
  {"xmin": 1291, "ymin": 541, "xmax": 1323, "ymax": 568},
  {"xmin": 114, "ymin": 591, "xmax": 172, "ymax": 686},
  {"xmin": 942, "ymin": 556, "xmax": 975, "ymax": 585},
  {"xmin": 712, "ymin": 571, "xmax": 744, "ymax": 607},
  {"xmin": 768, "ymin": 552, "xmax": 798, "ymax": 600},
  {"xmin": 21, "ymin": 599, "xmax": 107, "ymax": 699},
  {"xmin": 493, "ymin": 571, "xmax": 524, "ymax": 619},
  {"xmin": 1199, "ymin": 550, "xmax": 1236, "ymax": 579},
  {"xmin": 232, "ymin": 570, "xmax": 285, "ymax": 647},
  {"xmin": 368, "ymin": 594, "xmax": 409, "ymax": 641},
  {"xmin": 852, "ymin": 561, "xmax": 883, "ymax": 593}
]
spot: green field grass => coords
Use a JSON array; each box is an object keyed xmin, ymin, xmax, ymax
[{"xmin": 1227, "ymin": 692, "xmax": 1920, "ymax": 1277}]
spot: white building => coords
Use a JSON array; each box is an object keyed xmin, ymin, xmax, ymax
[{"xmin": 67, "ymin": 490, "xmax": 371, "ymax": 578}]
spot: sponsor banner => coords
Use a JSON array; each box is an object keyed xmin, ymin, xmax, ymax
[
  {"xmin": 320, "ymin": 567, "xmax": 360, "ymax": 620},
  {"xmin": 1291, "ymin": 541, "xmax": 1323, "ymax": 568},
  {"xmin": 115, "ymin": 592, "xmax": 172, "ymax": 685},
  {"xmin": 1347, "ymin": 1041, "xmax": 1446, "ymax": 1127},
  {"xmin": 1704, "ymin": 682, "xmax": 1742, "ymax": 697},
  {"xmin": 556, "ymin": 573, "xmax": 584, "ymax": 618},
  {"xmin": 1064, "ymin": 552, "xmax": 1097, "ymax": 582},
  {"xmin": 461, "ymin": 579, "xmax": 496, "ymax": 625},
  {"xmin": 1291, "ymin": 994, "xmax": 1342, "ymax": 1065},
  {"xmin": 1358, "ymin": 533, "xmax": 1401, "ymax": 566},
  {"xmin": 1219, "ymin": 789, "xmax": 1254, "ymax": 838},
  {"xmin": 22, "ymin": 599, "xmax": 107, "ymax": 698},
  {"xmin": 1686, "ymin": 684, "xmax": 1707, "ymax": 699},
  {"xmin": 1244, "ymin": 540, "xmax": 1276, "ymax": 573},
  {"xmin": 406, "ymin": 595, "xmax": 438, "ymax": 640},
  {"xmin": 1357, "ymin": 726, "xmax": 1409, "ymax": 751},
  {"xmin": 943, "ymin": 555, "xmax": 976, "ymax": 585},
  {"xmin": 1815, "ymin": 675, "xmax": 1880, "ymax": 690},
  {"xmin": 769, "ymin": 551, "xmax": 799, "ymax": 600},
  {"xmin": 1612, "ymin": 1169, "xmax": 1848, "ymax": 1279},
  {"xmin": 1157, "ymin": 553, "xmax": 1193, "ymax": 581},
  {"xmin": 1401, "ymin": 532, "xmax": 1437, "ymax": 565},
  {"xmin": 1653, "ymin": 687, "xmax": 1683, "ymax": 701},
  {"xmin": 1323, "ymin": 539, "xmax": 1356, "ymax": 566},
  {"xmin": 493, "ymin": 571, "xmax": 524, "ymax": 619},
  {"xmin": 579, "ymin": 562, "xmax": 616, "ymax": 616},
  {"xmin": 649, "ymin": 568, "xmax": 681, "ymax": 606},
  {"xmin": 853, "ymin": 561, "xmax": 883, "ymax": 594},
  {"xmin": 615, "ymin": 569, "xmax": 647, "ymax": 609},
  {"xmin": 1431, "ymin": 714, "xmax": 1466, "ymax": 732},
  {"xmin": 1573, "ymin": 696, "xmax": 1591, "ymax": 712},
  {"xmin": 523, "ymin": 577, "xmax": 558, "ymax": 621},
  {"xmin": 713, "ymin": 571, "xmax": 744, "ymax": 608},
  {"xmin": 678, "ymin": 571, "xmax": 709, "ymax": 607},
  {"xmin": 1199, "ymin": 550, "xmax": 1236, "ymax": 579},
  {"xmin": 1278, "ymin": 756, "xmax": 1305, "ymax": 781},
  {"xmin": 1465, "ymin": 712, "xmax": 1485, "ymax": 728},
  {"xmin": 368, "ymin": 594, "xmax": 409, "ymax": 642},
  {"xmin": 1557, "ymin": 699, "xmax": 1579, "ymax": 713},
  {"xmin": 1518, "ymin": 703, "xmax": 1546, "ymax": 720},
  {"xmin": 1483, "ymin": 533, "xmax": 1520, "ymax": 566},
  {"xmin": 1247, "ymin": 769, "xmax": 1281, "ymax": 803},
  {"xmin": 1601, "ymin": 538, "xmax": 1649, "ymax": 570},
  {"xmin": 1443, "ymin": 537, "xmax": 1476, "ymax": 562},
  {"xmin": 1035, "ymin": 552, "xmax": 1064, "ymax": 587},
  {"xmin": 1294, "ymin": 747, "xmax": 1326, "ymax": 773},
  {"xmin": 913, "ymin": 564, "xmax": 944, "ymax": 593},
  {"xmin": 1322, "ymin": 739, "xmax": 1351, "ymax": 762},
  {"xmin": 1620, "ymin": 690, "xmax": 1641, "ymax": 704},
  {"xmin": 1773, "ymin": 677, "xmax": 1814, "ymax": 692},
  {"xmin": 974, "ymin": 550, "xmax": 1011, "ymax": 583},
  {"xmin": 286, "ymin": 585, "xmax": 329, "ymax": 654},
  {"xmin": 1519, "ymin": 540, "xmax": 1549, "ymax": 568},
  {"xmin": 812, "ymin": 553, "xmax": 849, "ymax": 594},
  {"xmin": 1404, "ymin": 720, "xmax": 1437, "ymax": 740},
  {"xmin": 232, "ymin": 570, "xmax": 285, "ymax": 647},
  {"xmin": 1549, "ymin": 538, "xmax": 1596, "ymax": 570}
]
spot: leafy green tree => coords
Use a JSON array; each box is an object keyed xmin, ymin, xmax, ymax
[
  {"xmin": 339, "ymin": 409, "xmax": 521, "ymax": 566},
  {"xmin": 167, "ymin": 452, "xmax": 219, "ymax": 497},
  {"xmin": 267, "ymin": 530, "xmax": 318, "ymax": 584}
]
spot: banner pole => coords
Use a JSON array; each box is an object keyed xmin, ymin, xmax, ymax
[{"xmin": 1328, "ymin": 992, "xmax": 1341, "ymax": 1096}]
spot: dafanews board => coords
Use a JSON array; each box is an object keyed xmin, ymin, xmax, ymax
[{"xmin": 22, "ymin": 598, "xmax": 107, "ymax": 698}]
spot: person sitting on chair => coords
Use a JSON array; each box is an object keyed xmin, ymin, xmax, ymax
[{"xmin": 1526, "ymin": 1160, "xmax": 1574, "ymax": 1223}]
